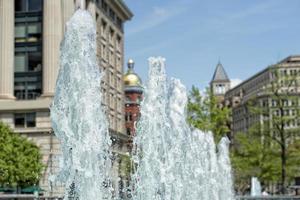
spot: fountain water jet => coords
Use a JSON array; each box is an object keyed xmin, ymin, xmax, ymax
[
  {"xmin": 50, "ymin": 7, "xmax": 235, "ymax": 199},
  {"xmin": 131, "ymin": 57, "xmax": 235, "ymax": 200},
  {"xmin": 50, "ymin": 9, "xmax": 112, "ymax": 200},
  {"xmin": 251, "ymin": 177, "xmax": 262, "ymax": 196}
]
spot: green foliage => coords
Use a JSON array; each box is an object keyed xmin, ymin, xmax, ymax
[
  {"xmin": 119, "ymin": 154, "xmax": 132, "ymax": 178},
  {"xmin": 187, "ymin": 86, "xmax": 230, "ymax": 142},
  {"xmin": 286, "ymin": 139, "xmax": 300, "ymax": 180},
  {"xmin": 232, "ymin": 66, "xmax": 300, "ymax": 193},
  {"xmin": 231, "ymin": 130, "xmax": 281, "ymax": 191},
  {"xmin": 232, "ymin": 131, "xmax": 300, "ymax": 192},
  {"xmin": 0, "ymin": 122, "xmax": 43, "ymax": 188}
]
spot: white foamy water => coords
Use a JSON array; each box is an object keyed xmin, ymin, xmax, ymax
[
  {"xmin": 50, "ymin": 8, "xmax": 235, "ymax": 200},
  {"xmin": 251, "ymin": 177, "xmax": 262, "ymax": 196},
  {"xmin": 131, "ymin": 57, "xmax": 235, "ymax": 200},
  {"xmin": 50, "ymin": 9, "xmax": 112, "ymax": 200}
]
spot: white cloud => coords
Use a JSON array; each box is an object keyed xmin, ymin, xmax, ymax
[
  {"xmin": 127, "ymin": 4, "xmax": 187, "ymax": 36},
  {"xmin": 153, "ymin": 7, "xmax": 168, "ymax": 17},
  {"xmin": 230, "ymin": 78, "xmax": 242, "ymax": 88}
]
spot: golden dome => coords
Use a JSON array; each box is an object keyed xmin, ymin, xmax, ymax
[
  {"xmin": 124, "ymin": 73, "xmax": 142, "ymax": 86},
  {"xmin": 124, "ymin": 59, "xmax": 142, "ymax": 87}
]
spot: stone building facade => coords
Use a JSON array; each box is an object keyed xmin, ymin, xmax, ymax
[
  {"xmin": 224, "ymin": 55, "xmax": 300, "ymax": 135},
  {"xmin": 0, "ymin": 0, "xmax": 132, "ymax": 196}
]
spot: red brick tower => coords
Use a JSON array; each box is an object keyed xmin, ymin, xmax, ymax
[{"xmin": 124, "ymin": 59, "xmax": 143, "ymax": 136}]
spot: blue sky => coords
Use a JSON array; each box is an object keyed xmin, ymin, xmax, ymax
[{"xmin": 123, "ymin": 0, "xmax": 300, "ymax": 90}]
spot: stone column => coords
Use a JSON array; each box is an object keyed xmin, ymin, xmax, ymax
[
  {"xmin": 87, "ymin": 0, "xmax": 96, "ymax": 19},
  {"xmin": 0, "ymin": 0, "xmax": 15, "ymax": 99},
  {"xmin": 75, "ymin": 0, "xmax": 86, "ymax": 10},
  {"xmin": 42, "ymin": 0, "xmax": 63, "ymax": 97},
  {"xmin": 62, "ymin": 0, "xmax": 75, "ymax": 32}
]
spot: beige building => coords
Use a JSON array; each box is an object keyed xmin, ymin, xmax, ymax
[
  {"xmin": 0, "ymin": 0, "xmax": 132, "ymax": 196},
  {"xmin": 224, "ymin": 55, "xmax": 300, "ymax": 135}
]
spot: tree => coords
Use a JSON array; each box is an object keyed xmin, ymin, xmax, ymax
[
  {"xmin": 232, "ymin": 66, "xmax": 300, "ymax": 194},
  {"xmin": 231, "ymin": 129, "xmax": 281, "ymax": 194},
  {"xmin": 232, "ymin": 129, "xmax": 300, "ymax": 194},
  {"xmin": 187, "ymin": 86, "xmax": 231, "ymax": 142},
  {"xmin": 0, "ymin": 122, "xmax": 43, "ymax": 189}
]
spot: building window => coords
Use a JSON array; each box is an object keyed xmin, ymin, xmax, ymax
[
  {"xmin": 116, "ymin": 17, "xmax": 123, "ymax": 30},
  {"xmin": 116, "ymin": 56, "xmax": 121, "ymax": 71},
  {"xmin": 126, "ymin": 128, "xmax": 131, "ymax": 135},
  {"xmin": 117, "ymin": 97, "xmax": 121, "ymax": 111},
  {"xmin": 110, "ymin": 51, "xmax": 114, "ymax": 65},
  {"xmin": 96, "ymin": 13, "xmax": 99, "ymax": 22},
  {"xmin": 125, "ymin": 112, "xmax": 132, "ymax": 122},
  {"xmin": 14, "ymin": 2, "xmax": 43, "ymax": 100},
  {"xmin": 15, "ymin": 0, "xmax": 42, "ymax": 12},
  {"xmin": 101, "ymin": 0, "xmax": 108, "ymax": 12},
  {"xmin": 109, "ymin": 28, "xmax": 114, "ymax": 44},
  {"xmin": 101, "ymin": 44, "xmax": 106, "ymax": 60},
  {"xmin": 110, "ymin": 72, "xmax": 113, "ymax": 85},
  {"xmin": 14, "ymin": 47, "xmax": 42, "ymax": 100},
  {"xmin": 15, "ymin": 22, "xmax": 42, "ymax": 43},
  {"xmin": 14, "ymin": 74, "xmax": 42, "ymax": 100},
  {"xmin": 15, "ymin": 51, "xmax": 42, "ymax": 72},
  {"xmin": 109, "ymin": 8, "xmax": 115, "ymax": 20},
  {"xmin": 28, "ymin": 0, "xmax": 42, "ymax": 11},
  {"xmin": 116, "ymin": 35, "xmax": 121, "ymax": 51},
  {"xmin": 14, "ymin": 112, "xmax": 36, "ymax": 128},
  {"xmin": 110, "ymin": 93, "xmax": 115, "ymax": 108},
  {"xmin": 129, "ymin": 113, "xmax": 132, "ymax": 121},
  {"xmin": 101, "ymin": 20, "xmax": 107, "ymax": 36}
]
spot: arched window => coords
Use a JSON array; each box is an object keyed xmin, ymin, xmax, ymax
[
  {"xmin": 126, "ymin": 128, "xmax": 131, "ymax": 135},
  {"xmin": 129, "ymin": 112, "xmax": 132, "ymax": 121}
]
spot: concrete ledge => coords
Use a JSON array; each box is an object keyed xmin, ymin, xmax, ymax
[
  {"xmin": 0, "ymin": 94, "xmax": 16, "ymax": 99},
  {"xmin": 0, "ymin": 98, "xmax": 52, "ymax": 112},
  {"xmin": 15, "ymin": 127, "xmax": 52, "ymax": 134}
]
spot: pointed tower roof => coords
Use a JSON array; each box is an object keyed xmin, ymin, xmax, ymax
[{"xmin": 211, "ymin": 62, "xmax": 230, "ymax": 82}]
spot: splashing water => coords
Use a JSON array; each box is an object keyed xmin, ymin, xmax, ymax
[
  {"xmin": 131, "ymin": 57, "xmax": 235, "ymax": 200},
  {"xmin": 218, "ymin": 137, "xmax": 235, "ymax": 199},
  {"xmin": 50, "ymin": 8, "xmax": 235, "ymax": 200},
  {"xmin": 50, "ymin": 10, "xmax": 112, "ymax": 200},
  {"xmin": 251, "ymin": 177, "xmax": 262, "ymax": 196}
]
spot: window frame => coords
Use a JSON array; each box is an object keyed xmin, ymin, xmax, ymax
[
  {"xmin": 14, "ymin": 4, "xmax": 43, "ymax": 100},
  {"xmin": 14, "ymin": 112, "xmax": 36, "ymax": 128},
  {"xmin": 15, "ymin": 0, "xmax": 43, "ymax": 13}
]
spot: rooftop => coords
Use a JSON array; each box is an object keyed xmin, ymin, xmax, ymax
[
  {"xmin": 211, "ymin": 62, "xmax": 230, "ymax": 82},
  {"xmin": 124, "ymin": 59, "xmax": 143, "ymax": 89},
  {"xmin": 114, "ymin": 0, "xmax": 133, "ymax": 20},
  {"xmin": 279, "ymin": 55, "xmax": 300, "ymax": 64}
]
